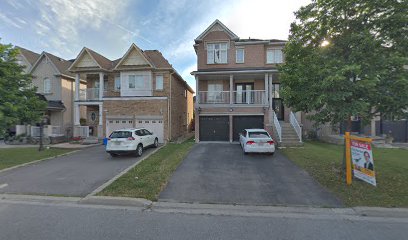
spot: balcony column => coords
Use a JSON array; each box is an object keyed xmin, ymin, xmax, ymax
[
  {"xmin": 74, "ymin": 103, "xmax": 80, "ymax": 125},
  {"xmin": 269, "ymin": 74, "xmax": 273, "ymax": 110},
  {"xmin": 75, "ymin": 73, "xmax": 80, "ymax": 101},
  {"xmin": 99, "ymin": 72, "xmax": 104, "ymax": 101},
  {"xmin": 229, "ymin": 74, "xmax": 233, "ymax": 104},
  {"xmin": 264, "ymin": 73, "xmax": 269, "ymax": 105},
  {"xmin": 98, "ymin": 103, "xmax": 103, "ymax": 138},
  {"xmin": 195, "ymin": 75, "xmax": 199, "ymax": 104}
]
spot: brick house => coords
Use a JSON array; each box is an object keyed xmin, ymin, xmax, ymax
[
  {"xmin": 69, "ymin": 43, "xmax": 194, "ymax": 143},
  {"xmin": 192, "ymin": 20, "xmax": 303, "ymax": 146}
]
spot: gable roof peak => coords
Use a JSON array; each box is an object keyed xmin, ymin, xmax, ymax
[{"xmin": 195, "ymin": 19, "xmax": 239, "ymax": 43}]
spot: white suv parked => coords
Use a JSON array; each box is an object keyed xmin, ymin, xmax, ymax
[{"xmin": 106, "ymin": 128, "xmax": 159, "ymax": 157}]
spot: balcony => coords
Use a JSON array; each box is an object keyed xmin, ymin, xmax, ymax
[
  {"xmin": 198, "ymin": 90, "xmax": 267, "ymax": 105},
  {"xmin": 79, "ymin": 88, "xmax": 100, "ymax": 101}
]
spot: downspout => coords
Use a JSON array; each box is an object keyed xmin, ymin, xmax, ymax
[{"xmin": 169, "ymin": 72, "xmax": 173, "ymax": 142}]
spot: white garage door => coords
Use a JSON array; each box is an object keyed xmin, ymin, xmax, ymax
[
  {"xmin": 136, "ymin": 119, "xmax": 164, "ymax": 143},
  {"xmin": 106, "ymin": 119, "xmax": 133, "ymax": 137}
]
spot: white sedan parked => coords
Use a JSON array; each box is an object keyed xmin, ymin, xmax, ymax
[
  {"xmin": 106, "ymin": 128, "xmax": 159, "ymax": 157},
  {"xmin": 239, "ymin": 129, "xmax": 275, "ymax": 155}
]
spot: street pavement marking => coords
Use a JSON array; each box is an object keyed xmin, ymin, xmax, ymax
[{"xmin": 0, "ymin": 183, "xmax": 8, "ymax": 189}]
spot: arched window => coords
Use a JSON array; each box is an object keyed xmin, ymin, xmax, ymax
[{"xmin": 43, "ymin": 78, "xmax": 51, "ymax": 93}]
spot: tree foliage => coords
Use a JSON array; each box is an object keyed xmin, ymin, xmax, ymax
[
  {"xmin": 0, "ymin": 41, "xmax": 47, "ymax": 136},
  {"xmin": 280, "ymin": 0, "xmax": 408, "ymax": 128}
]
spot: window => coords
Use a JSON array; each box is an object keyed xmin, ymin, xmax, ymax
[
  {"xmin": 207, "ymin": 42, "xmax": 228, "ymax": 64},
  {"xmin": 207, "ymin": 84, "xmax": 224, "ymax": 103},
  {"xmin": 43, "ymin": 78, "xmax": 51, "ymax": 93},
  {"xmin": 248, "ymin": 131, "xmax": 271, "ymax": 138},
  {"xmin": 155, "ymin": 75, "xmax": 163, "ymax": 90},
  {"xmin": 266, "ymin": 49, "xmax": 283, "ymax": 64},
  {"xmin": 236, "ymin": 48, "xmax": 244, "ymax": 63},
  {"xmin": 184, "ymin": 89, "xmax": 187, "ymax": 98},
  {"xmin": 272, "ymin": 84, "xmax": 280, "ymax": 98},
  {"xmin": 128, "ymin": 75, "xmax": 136, "ymax": 88},
  {"xmin": 109, "ymin": 131, "xmax": 132, "ymax": 138},
  {"xmin": 104, "ymin": 79, "xmax": 108, "ymax": 91},
  {"xmin": 114, "ymin": 75, "xmax": 121, "ymax": 91},
  {"xmin": 135, "ymin": 130, "xmax": 144, "ymax": 136}
]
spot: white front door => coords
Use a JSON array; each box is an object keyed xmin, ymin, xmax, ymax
[{"xmin": 136, "ymin": 119, "xmax": 164, "ymax": 143}]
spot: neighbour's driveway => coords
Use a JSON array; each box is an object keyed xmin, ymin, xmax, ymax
[
  {"xmin": 160, "ymin": 143, "xmax": 342, "ymax": 207},
  {"xmin": 0, "ymin": 146, "xmax": 153, "ymax": 197}
]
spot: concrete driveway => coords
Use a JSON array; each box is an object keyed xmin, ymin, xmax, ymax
[
  {"xmin": 159, "ymin": 143, "xmax": 342, "ymax": 207},
  {"xmin": 0, "ymin": 145, "xmax": 154, "ymax": 197}
]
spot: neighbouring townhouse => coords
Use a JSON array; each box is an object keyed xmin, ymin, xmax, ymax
[
  {"xmin": 16, "ymin": 47, "xmax": 86, "ymax": 139},
  {"xmin": 192, "ymin": 20, "xmax": 303, "ymax": 146},
  {"xmin": 69, "ymin": 43, "xmax": 194, "ymax": 143}
]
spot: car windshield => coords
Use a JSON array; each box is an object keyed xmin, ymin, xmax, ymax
[
  {"xmin": 109, "ymin": 131, "xmax": 132, "ymax": 138},
  {"xmin": 248, "ymin": 132, "xmax": 270, "ymax": 138}
]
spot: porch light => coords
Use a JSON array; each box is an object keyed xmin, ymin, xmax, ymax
[{"xmin": 229, "ymin": 108, "xmax": 233, "ymax": 112}]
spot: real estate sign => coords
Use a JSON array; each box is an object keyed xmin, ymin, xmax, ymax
[{"xmin": 350, "ymin": 139, "xmax": 376, "ymax": 186}]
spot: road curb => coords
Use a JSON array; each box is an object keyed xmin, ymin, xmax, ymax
[
  {"xmin": 79, "ymin": 196, "xmax": 152, "ymax": 208},
  {"xmin": 0, "ymin": 149, "xmax": 80, "ymax": 174},
  {"xmin": 83, "ymin": 145, "xmax": 164, "ymax": 198}
]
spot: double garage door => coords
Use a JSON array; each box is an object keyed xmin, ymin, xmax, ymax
[
  {"xmin": 106, "ymin": 118, "xmax": 164, "ymax": 143},
  {"xmin": 199, "ymin": 115, "xmax": 264, "ymax": 141}
]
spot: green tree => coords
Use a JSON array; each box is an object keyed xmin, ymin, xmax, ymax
[
  {"xmin": 0, "ymin": 41, "xmax": 47, "ymax": 136},
  {"xmin": 280, "ymin": 0, "xmax": 408, "ymax": 130}
]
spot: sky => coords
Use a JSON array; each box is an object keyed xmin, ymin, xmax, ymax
[{"xmin": 0, "ymin": 0, "xmax": 311, "ymax": 91}]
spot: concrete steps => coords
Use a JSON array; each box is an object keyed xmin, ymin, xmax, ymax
[{"xmin": 274, "ymin": 122, "xmax": 303, "ymax": 147}]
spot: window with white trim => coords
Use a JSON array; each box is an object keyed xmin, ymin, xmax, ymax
[
  {"xmin": 236, "ymin": 48, "xmax": 244, "ymax": 63},
  {"xmin": 266, "ymin": 49, "xmax": 283, "ymax": 64},
  {"xmin": 207, "ymin": 42, "xmax": 228, "ymax": 64},
  {"xmin": 155, "ymin": 75, "xmax": 163, "ymax": 90},
  {"xmin": 43, "ymin": 78, "xmax": 51, "ymax": 93},
  {"xmin": 114, "ymin": 75, "xmax": 121, "ymax": 91}
]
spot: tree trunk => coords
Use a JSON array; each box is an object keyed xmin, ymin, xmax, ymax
[{"xmin": 346, "ymin": 116, "xmax": 352, "ymax": 133}]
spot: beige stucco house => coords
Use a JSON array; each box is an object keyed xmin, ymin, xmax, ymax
[
  {"xmin": 69, "ymin": 43, "xmax": 194, "ymax": 143},
  {"xmin": 192, "ymin": 20, "xmax": 303, "ymax": 146},
  {"xmin": 16, "ymin": 47, "xmax": 86, "ymax": 138}
]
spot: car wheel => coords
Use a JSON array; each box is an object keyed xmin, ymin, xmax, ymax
[
  {"xmin": 153, "ymin": 138, "xmax": 159, "ymax": 148},
  {"xmin": 136, "ymin": 144, "xmax": 143, "ymax": 157},
  {"xmin": 110, "ymin": 153, "xmax": 118, "ymax": 157},
  {"xmin": 269, "ymin": 152, "xmax": 275, "ymax": 156}
]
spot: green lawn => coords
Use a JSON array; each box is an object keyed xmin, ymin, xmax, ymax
[
  {"xmin": 0, "ymin": 147, "xmax": 74, "ymax": 170},
  {"xmin": 281, "ymin": 141, "xmax": 408, "ymax": 207},
  {"xmin": 99, "ymin": 139, "xmax": 195, "ymax": 201}
]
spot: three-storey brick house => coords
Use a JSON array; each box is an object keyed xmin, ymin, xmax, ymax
[{"xmin": 192, "ymin": 20, "xmax": 303, "ymax": 146}]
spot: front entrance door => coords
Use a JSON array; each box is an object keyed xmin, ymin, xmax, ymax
[
  {"xmin": 273, "ymin": 98, "xmax": 284, "ymax": 121},
  {"xmin": 235, "ymin": 83, "xmax": 254, "ymax": 104}
]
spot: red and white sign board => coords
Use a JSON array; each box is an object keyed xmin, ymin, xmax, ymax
[{"xmin": 351, "ymin": 139, "xmax": 376, "ymax": 186}]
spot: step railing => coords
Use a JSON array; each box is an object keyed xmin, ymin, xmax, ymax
[
  {"xmin": 272, "ymin": 110, "xmax": 282, "ymax": 142},
  {"xmin": 289, "ymin": 111, "xmax": 302, "ymax": 142}
]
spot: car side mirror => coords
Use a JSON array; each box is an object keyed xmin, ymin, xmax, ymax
[{"xmin": 150, "ymin": 132, "xmax": 153, "ymax": 135}]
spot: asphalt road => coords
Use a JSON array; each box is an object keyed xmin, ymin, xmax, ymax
[
  {"xmin": 0, "ymin": 199, "xmax": 406, "ymax": 240},
  {"xmin": 160, "ymin": 143, "xmax": 342, "ymax": 207},
  {"xmin": 0, "ymin": 145, "xmax": 154, "ymax": 196}
]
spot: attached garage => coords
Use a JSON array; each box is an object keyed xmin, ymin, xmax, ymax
[
  {"xmin": 199, "ymin": 116, "xmax": 229, "ymax": 141},
  {"xmin": 232, "ymin": 115, "xmax": 264, "ymax": 141},
  {"xmin": 136, "ymin": 119, "xmax": 164, "ymax": 143},
  {"xmin": 106, "ymin": 119, "xmax": 134, "ymax": 137}
]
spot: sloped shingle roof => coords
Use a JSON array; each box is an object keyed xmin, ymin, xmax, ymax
[
  {"xmin": 44, "ymin": 52, "xmax": 74, "ymax": 77},
  {"xmin": 16, "ymin": 46, "xmax": 40, "ymax": 65}
]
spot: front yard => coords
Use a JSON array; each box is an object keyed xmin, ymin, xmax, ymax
[
  {"xmin": 0, "ymin": 147, "xmax": 74, "ymax": 170},
  {"xmin": 99, "ymin": 138, "xmax": 195, "ymax": 201},
  {"xmin": 282, "ymin": 141, "xmax": 408, "ymax": 207}
]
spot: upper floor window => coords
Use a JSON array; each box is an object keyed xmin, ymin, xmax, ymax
[
  {"xmin": 236, "ymin": 48, "xmax": 245, "ymax": 63},
  {"xmin": 267, "ymin": 49, "xmax": 283, "ymax": 64},
  {"xmin": 207, "ymin": 42, "xmax": 228, "ymax": 64},
  {"xmin": 155, "ymin": 75, "xmax": 163, "ymax": 90},
  {"xmin": 43, "ymin": 78, "xmax": 51, "ymax": 93},
  {"xmin": 128, "ymin": 75, "xmax": 145, "ymax": 89},
  {"xmin": 114, "ymin": 75, "xmax": 121, "ymax": 91}
]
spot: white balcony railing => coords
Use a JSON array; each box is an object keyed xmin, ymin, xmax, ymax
[
  {"xmin": 79, "ymin": 88, "xmax": 100, "ymax": 101},
  {"xmin": 198, "ymin": 91, "xmax": 230, "ymax": 104},
  {"xmin": 233, "ymin": 90, "xmax": 266, "ymax": 104},
  {"xmin": 198, "ymin": 90, "xmax": 266, "ymax": 105},
  {"xmin": 289, "ymin": 111, "xmax": 302, "ymax": 142}
]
